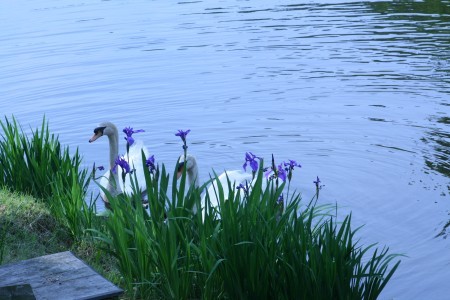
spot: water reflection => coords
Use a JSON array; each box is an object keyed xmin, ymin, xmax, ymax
[
  {"xmin": 423, "ymin": 116, "xmax": 450, "ymax": 179},
  {"xmin": 364, "ymin": 0, "xmax": 450, "ymax": 185},
  {"xmin": 368, "ymin": 0, "xmax": 450, "ymax": 15},
  {"xmin": 423, "ymin": 115, "xmax": 449, "ymax": 238}
]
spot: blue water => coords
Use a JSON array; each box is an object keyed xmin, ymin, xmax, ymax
[{"xmin": 1, "ymin": 1, "xmax": 449, "ymax": 298}]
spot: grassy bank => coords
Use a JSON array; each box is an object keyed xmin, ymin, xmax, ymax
[
  {"xmin": 0, "ymin": 189, "xmax": 71, "ymax": 264},
  {"xmin": 0, "ymin": 116, "xmax": 402, "ymax": 299}
]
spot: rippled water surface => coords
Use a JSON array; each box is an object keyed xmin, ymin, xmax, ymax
[{"xmin": 1, "ymin": 0, "xmax": 449, "ymax": 298}]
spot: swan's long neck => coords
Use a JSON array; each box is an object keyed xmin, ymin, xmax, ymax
[
  {"xmin": 108, "ymin": 126, "xmax": 119, "ymax": 170},
  {"xmin": 106, "ymin": 126, "xmax": 120, "ymax": 195}
]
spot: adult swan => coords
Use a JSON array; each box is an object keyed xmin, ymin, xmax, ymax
[{"xmin": 89, "ymin": 121, "xmax": 150, "ymax": 208}]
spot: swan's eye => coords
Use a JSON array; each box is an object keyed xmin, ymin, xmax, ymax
[
  {"xmin": 93, "ymin": 126, "xmax": 106, "ymax": 135},
  {"xmin": 177, "ymin": 162, "xmax": 185, "ymax": 173}
]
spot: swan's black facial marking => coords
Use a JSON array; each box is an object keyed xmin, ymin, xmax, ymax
[
  {"xmin": 177, "ymin": 162, "xmax": 185, "ymax": 173},
  {"xmin": 93, "ymin": 126, "xmax": 106, "ymax": 135},
  {"xmin": 176, "ymin": 161, "xmax": 185, "ymax": 179}
]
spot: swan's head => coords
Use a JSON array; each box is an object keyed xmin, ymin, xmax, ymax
[
  {"xmin": 89, "ymin": 121, "xmax": 118, "ymax": 143},
  {"xmin": 177, "ymin": 154, "xmax": 197, "ymax": 179}
]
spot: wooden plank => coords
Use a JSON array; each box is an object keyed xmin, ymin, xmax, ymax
[
  {"xmin": 0, "ymin": 252, "xmax": 87, "ymax": 285},
  {"xmin": 0, "ymin": 251, "xmax": 123, "ymax": 300}
]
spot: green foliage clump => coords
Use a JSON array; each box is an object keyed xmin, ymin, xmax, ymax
[
  {"xmin": 0, "ymin": 116, "xmax": 94, "ymax": 239},
  {"xmin": 93, "ymin": 153, "xmax": 401, "ymax": 300}
]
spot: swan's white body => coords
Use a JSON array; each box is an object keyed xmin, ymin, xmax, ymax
[
  {"xmin": 99, "ymin": 140, "xmax": 149, "ymax": 198},
  {"xmin": 89, "ymin": 122, "xmax": 150, "ymax": 205},
  {"xmin": 178, "ymin": 154, "xmax": 258, "ymax": 219},
  {"xmin": 204, "ymin": 170, "xmax": 253, "ymax": 209}
]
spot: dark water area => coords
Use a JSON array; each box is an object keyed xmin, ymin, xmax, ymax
[{"xmin": 1, "ymin": 0, "xmax": 449, "ymax": 298}]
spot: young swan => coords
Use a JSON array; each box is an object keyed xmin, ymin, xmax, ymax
[{"xmin": 176, "ymin": 154, "xmax": 254, "ymax": 219}]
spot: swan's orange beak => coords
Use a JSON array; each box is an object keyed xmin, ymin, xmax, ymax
[
  {"xmin": 89, "ymin": 132, "xmax": 102, "ymax": 143},
  {"xmin": 89, "ymin": 126, "xmax": 106, "ymax": 143}
]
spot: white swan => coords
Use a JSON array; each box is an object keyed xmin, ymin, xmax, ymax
[
  {"xmin": 177, "ymin": 154, "xmax": 255, "ymax": 218},
  {"xmin": 89, "ymin": 121, "xmax": 150, "ymax": 207}
]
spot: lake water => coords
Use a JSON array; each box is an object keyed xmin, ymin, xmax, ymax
[{"xmin": 1, "ymin": 0, "xmax": 449, "ymax": 298}]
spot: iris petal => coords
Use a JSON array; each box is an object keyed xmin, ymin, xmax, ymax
[
  {"xmin": 125, "ymin": 136, "xmax": 135, "ymax": 146},
  {"xmin": 250, "ymin": 160, "xmax": 258, "ymax": 172}
]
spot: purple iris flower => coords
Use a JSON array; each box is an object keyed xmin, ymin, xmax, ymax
[
  {"xmin": 277, "ymin": 194, "xmax": 284, "ymax": 205},
  {"xmin": 97, "ymin": 165, "xmax": 105, "ymax": 171},
  {"xmin": 113, "ymin": 156, "xmax": 131, "ymax": 174},
  {"xmin": 237, "ymin": 181, "xmax": 251, "ymax": 197},
  {"xmin": 313, "ymin": 176, "xmax": 321, "ymax": 188},
  {"xmin": 237, "ymin": 182, "xmax": 249, "ymax": 193},
  {"xmin": 123, "ymin": 127, "xmax": 145, "ymax": 146},
  {"xmin": 175, "ymin": 129, "xmax": 191, "ymax": 143},
  {"xmin": 146, "ymin": 155, "xmax": 156, "ymax": 173},
  {"xmin": 283, "ymin": 159, "xmax": 301, "ymax": 182},
  {"xmin": 277, "ymin": 163, "xmax": 287, "ymax": 182},
  {"xmin": 243, "ymin": 152, "xmax": 260, "ymax": 172},
  {"xmin": 284, "ymin": 160, "xmax": 301, "ymax": 171},
  {"xmin": 264, "ymin": 163, "xmax": 287, "ymax": 182}
]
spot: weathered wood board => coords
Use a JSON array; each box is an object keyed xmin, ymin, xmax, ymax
[{"xmin": 0, "ymin": 251, "xmax": 123, "ymax": 300}]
